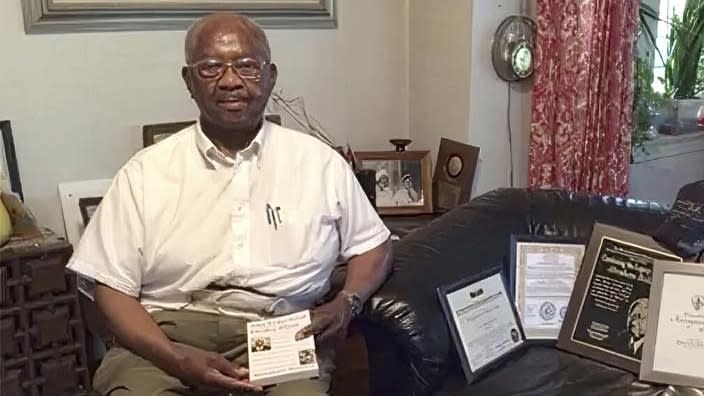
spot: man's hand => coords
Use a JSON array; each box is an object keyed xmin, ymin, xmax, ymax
[
  {"xmin": 295, "ymin": 294, "xmax": 353, "ymax": 342},
  {"xmin": 170, "ymin": 343, "xmax": 263, "ymax": 393}
]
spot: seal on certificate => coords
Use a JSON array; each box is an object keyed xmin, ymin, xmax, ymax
[
  {"xmin": 539, "ymin": 301, "xmax": 556, "ymax": 320},
  {"xmin": 560, "ymin": 306, "xmax": 567, "ymax": 319}
]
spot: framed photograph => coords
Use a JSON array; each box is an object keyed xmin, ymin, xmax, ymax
[
  {"xmin": 355, "ymin": 150, "xmax": 433, "ymax": 215},
  {"xmin": 22, "ymin": 0, "xmax": 337, "ymax": 34},
  {"xmin": 557, "ymin": 223, "xmax": 682, "ymax": 373},
  {"xmin": 0, "ymin": 121, "xmax": 23, "ymax": 200},
  {"xmin": 78, "ymin": 197, "xmax": 103, "ymax": 227},
  {"xmin": 142, "ymin": 114, "xmax": 281, "ymax": 148},
  {"xmin": 508, "ymin": 235, "xmax": 585, "ymax": 341},
  {"xmin": 58, "ymin": 179, "xmax": 112, "ymax": 301},
  {"xmin": 433, "ymin": 138, "xmax": 479, "ymax": 212},
  {"xmin": 437, "ymin": 269, "xmax": 526, "ymax": 384},
  {"xmin": 143, "ymin": 120, "xmax": 196, "ymax": 147},
  {"xmin": 640, "ymin": 261, "xmax": 704, "ymax": 388}
]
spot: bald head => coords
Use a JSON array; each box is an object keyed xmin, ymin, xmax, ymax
[{"xmin": 185, "ymin": 13, "xmax": 271, "ymax": 63}]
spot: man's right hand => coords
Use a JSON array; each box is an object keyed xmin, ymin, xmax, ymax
[{"xmin": 169, "ymin": 342, "xmax": 263, "ymax": 392}]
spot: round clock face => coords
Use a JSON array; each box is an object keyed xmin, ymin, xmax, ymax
[{"xmin": 512, "ymin": 44, "xmax": 533, "ymax": 78}]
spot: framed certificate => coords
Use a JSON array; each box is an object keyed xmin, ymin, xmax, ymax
[
  {"xmin": 557, "ymin": 223, "xmax": 682, "ymax": 374},
  {"xmin": 508, "ymin": 235, "xmax": 586, "ymax": 341},
  {"xmin": 437, "ymin": 269, "xmax": 526, "ymax": 384},
  {"xmin": 640, "ymin": 261, "xmax": 704, "ymax": 388}
]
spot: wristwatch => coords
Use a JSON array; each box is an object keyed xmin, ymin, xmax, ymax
[{"xmin": 340, "ymin": 290, "xmax": 364, "ymax": 316}]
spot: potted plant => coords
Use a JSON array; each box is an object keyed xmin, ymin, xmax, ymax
[{"xmin": 658, "ymin": 0, "xmax": 704, "ymax": 135}]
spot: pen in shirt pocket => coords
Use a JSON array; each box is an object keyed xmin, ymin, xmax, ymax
[{"xmin": 266, "ymin": 204, "xmax": 283, "ymax": 229}]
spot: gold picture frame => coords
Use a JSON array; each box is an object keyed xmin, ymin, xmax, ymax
[
  {"xmin": 142, "ymin": 120, "xmax": 196, "ymax": 147},
  {"xmin": 355, "ymin": 150, "xmax": 433, "ymax": 216}
]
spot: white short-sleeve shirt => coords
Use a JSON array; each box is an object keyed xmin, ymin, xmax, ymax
[{"xmin": 66, "ymin": 121, "xmax": 390, "ymax": 318}]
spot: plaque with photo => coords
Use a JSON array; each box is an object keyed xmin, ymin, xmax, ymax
[
  {"xmin": 557, "ymin": 223, "xmax": 682, "ymax": 373},
  {"xmin": 433, "ymin": 138, "xmax": 479, "ymax": 212},
  {"xmin": 508, "ymin": 235, "xmax": 586, "ymax": 341},
  {"xmin": 640, "ymin": 261, "xmax": 704, "ymax": 388},
  {"xmin": 437, "ymin": 269, "xmax": 526, "ymax": 384}
]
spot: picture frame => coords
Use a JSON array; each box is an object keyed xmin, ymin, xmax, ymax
[
  {"xmin": 142, "ymin": 114, "xmax": 282, "ymax": 148},
  {"xmin": 557, "ymin": 223, "xmax": 682, "ymax": 374},
  {"xmin": 78, "ymin": 197, "xmax": 103, "ymax": 227},
  {"xmin": 143, "ymin": 120, "xmax": 196, "ymax": 147},
  {"xmin": 433, "ymin": 138, "xmax": 479, "ymax": 212},
  {"xmin": 437, "ymin": 269, "xmax": 526, "ymax": 385},
  {"xmin": 507, "ymin": 235, "xmax": 586, "ymax": 341},
  {"xmin": 355, "ymin": 150, "xmax": 433, "ymax": 215},
  {"xmin": 0, "ymin": 121, "xmax": 23, "ymax": 201},
  {"xmin": 22, "ymin": 0, "xmax": 338, "ymax": 34},
  {"xmin": 57, "ymin": 179, "xmax": 113, "ymax": 302},
  {"xmin": 640, "ymin": 261, "xmax": 704, "ymax": 388}
]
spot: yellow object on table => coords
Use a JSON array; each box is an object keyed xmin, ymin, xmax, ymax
[{"xmin": 0, "ymin": 193, "xmax": 12, "ymax": 245}]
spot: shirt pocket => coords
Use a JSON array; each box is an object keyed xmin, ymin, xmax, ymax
[{"xmin": 265, "ymin": 207, "xmax": 337, "ymax": 269}]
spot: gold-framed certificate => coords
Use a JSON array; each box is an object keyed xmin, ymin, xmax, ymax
[
  {"xmin": 640, "ymin": 261, "xmax": 704, "ymax": 388},
  {"xmin": 508, "ymin": 235, "xmax": 586, "ymax": 340},
  {"xmin": 437, "ymin": 270, "xmax": 526, "ymax": 384}
]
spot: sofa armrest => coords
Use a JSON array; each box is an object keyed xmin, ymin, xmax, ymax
[{"xmin": 360, "ymin": 202, "xmax": 519, "ymax": 395}]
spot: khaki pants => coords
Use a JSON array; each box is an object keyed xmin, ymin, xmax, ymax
[{"xmin": 93, "ymin": 310, "xmax": 334, "ymax": 396}]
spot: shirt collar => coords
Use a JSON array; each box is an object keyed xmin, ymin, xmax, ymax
[{"xmin": 195, "ymin": 120, "xmax": 270, "ymax": 169}]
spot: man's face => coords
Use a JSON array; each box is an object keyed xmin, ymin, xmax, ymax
[
  {"xmin": 629, "ymin": 304, "xmax": 647, "ymax": 337},
  {"xmin": 183, "ymin": 26, "xmax": 277, "ymax": 131}
]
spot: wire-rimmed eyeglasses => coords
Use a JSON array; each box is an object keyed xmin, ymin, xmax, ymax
[{"xmin": 186, "ymin": 57, "xmax": 270, "ymax": 80}]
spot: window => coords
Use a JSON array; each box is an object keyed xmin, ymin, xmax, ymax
[{"xmin": 651, "ymin": 0, "xmax": 688, "ymax": 93}]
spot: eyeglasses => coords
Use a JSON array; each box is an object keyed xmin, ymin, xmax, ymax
[{"xmin": 187, "ymin": 58, "xmax": 269, "ymax": 80}]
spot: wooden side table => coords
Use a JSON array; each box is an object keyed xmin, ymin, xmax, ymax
[{"xmin": 0, "ymin": 229, "xmax": 92, "ymax": 395}]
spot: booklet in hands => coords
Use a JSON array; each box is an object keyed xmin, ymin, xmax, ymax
[{"xmin": 247, "ymin": 310, "xmax": 319, "ymax": 387}]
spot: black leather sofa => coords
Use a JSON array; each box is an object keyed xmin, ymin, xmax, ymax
[{"xmin": 358, "ymin": 188, "xmax": 700, "ymax": 396}]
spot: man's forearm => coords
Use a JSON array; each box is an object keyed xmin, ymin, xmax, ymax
[
  {"xmin": 342, "ymin": 239, "xmax": 392, "ymax": 302},
  {"xmin": 95, "ymin": 284, "xmax": 181, "ymax": 374}
]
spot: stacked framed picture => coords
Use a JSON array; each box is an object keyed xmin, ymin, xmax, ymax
[
  {"xmin": 508, "ymin": 235, "xmax": 586, "ymax": 341},
  {"xmin": 556, "ymin": 223, "xmax": 682, "ymax": 374}
]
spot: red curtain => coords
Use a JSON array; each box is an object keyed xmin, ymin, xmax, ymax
[{"xmin": 528, "ymin": 0, "xmax": 638, "ymax": 196}]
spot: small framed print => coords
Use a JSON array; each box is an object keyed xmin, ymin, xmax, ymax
[
  {"xmin": 508, "ymin": 235, "xmax": 586, "ymax": 341},
  {"xmin": 437, "ymin": 269, "xmax": 526, "ymax": 384},
  {"xmin": 0, "ymin": 121, "xmax": 23, "ymax": 200},
  {"xmin": 432, "ymin": 138, "xmax": 480, "ymax": 212},
  {"xmin": 355, "ymin": 151, "xmax": 433, "ymax": 215},
  {"xmin": 640, "ymin": 261, "xmax": 704, "ymax": 388},
  {"xmin": 142, "ymin": 120, "xmax": 196, "ymax": 147},
  {"xmin": 78, "ymin": 197, "xmax": 103, "ymax": 226},
  {"xmin": 557, "ymin": 223, "xmax": 682, "ymax": 374}
]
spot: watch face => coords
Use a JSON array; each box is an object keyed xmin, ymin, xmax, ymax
[{"xmin": 512, "ymin": 44, "xmax": 533, "ymax": 78}]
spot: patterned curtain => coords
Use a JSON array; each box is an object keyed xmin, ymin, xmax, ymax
[{"xmin": 528, "ymin": 0, "xmax": 639, "ymax": 196}]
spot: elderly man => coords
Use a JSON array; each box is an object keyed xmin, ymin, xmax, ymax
[{"xmin": 67, "ymin": 13, "xmax": 391, "ymax": 396}]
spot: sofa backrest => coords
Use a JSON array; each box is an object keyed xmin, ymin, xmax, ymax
[{"xmin": 368, "ymin": 188, "xmax": 669, "ymax": 394}]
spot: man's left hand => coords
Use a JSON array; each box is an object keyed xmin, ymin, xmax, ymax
[{"xmin": 295, "ymin": 294, "xmax": 353, "ymax": 342}]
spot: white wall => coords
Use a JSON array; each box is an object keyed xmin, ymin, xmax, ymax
[
  {"xmin": 468, "ymin": 0, "xmax": 534, "ymax": 196},
  {"xmin": 408, "ymin": 0, "xmax": 472, "ymax": 160},
  {"xmin": 408, "ymin": 0, "xmax": 533, "ymax": 198},
  {"xmin": 0, "ymin": 0, "xmax": 409, "ymax": 236}
]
